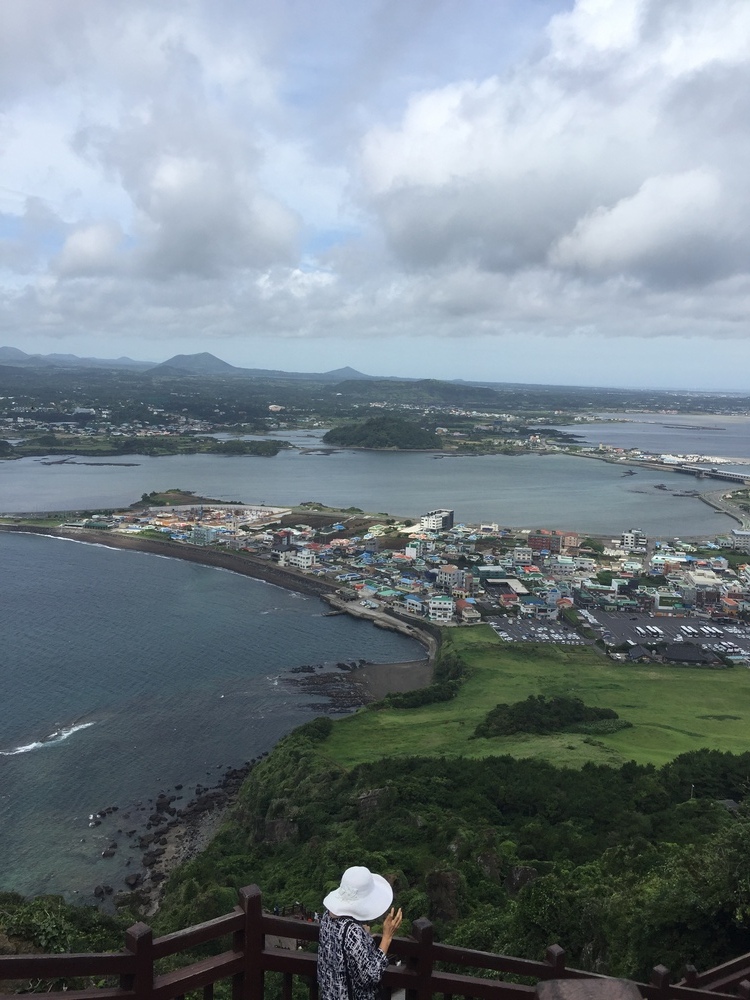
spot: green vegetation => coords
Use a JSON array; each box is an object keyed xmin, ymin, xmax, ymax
[
  {"xmin": 322, "ymin": 627, "xmax": 750, "ymax": 768},
  {"xmin": 154, "ymin": 719, "xmax": 750, "ymax": 980},
  {"xmin": 6, "ymin": 434, "xmax": 288, "ymax": 460},
  {"xmin": 4, "ymin": 622, "xmax": 750, "ymax": 982},
  {"xmin": 473, "ymin": 695, "xmax": 623, "ymax": 738},
  {"xmin": 323, "ymin": 415, "xmax": 440, "ymax": 450},
  {"xmin": 0, "ymin": 892, "xmax": 126, "ymax": 954}
]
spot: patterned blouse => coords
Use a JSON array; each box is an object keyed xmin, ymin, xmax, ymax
[{"xmin": 317, "ymin": 912, "xmax": 390, "ymax": 1000}]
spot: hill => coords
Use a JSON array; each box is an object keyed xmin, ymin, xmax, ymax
[
  {"xmin": 323, "ymin": 415, "xmax": 440, "ymax": 449},
  {"xmin": 331, "ymin": 377, "xmax": 503, "ymax": 407},
  {"xmin": 148, "ymin": 352, "xmax": 241, "ymax": 375}
]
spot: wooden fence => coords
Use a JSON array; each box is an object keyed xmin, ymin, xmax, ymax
[{"xmin": 2, "ymin": 886, "xmax": 750, "ymax": 1000}]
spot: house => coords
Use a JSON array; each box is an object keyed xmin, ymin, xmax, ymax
[
  {"xmin": 402, "ymin": 595, "xmax": 426, "ymax": 616},
  {"xmin": 454, "ymin": 599, "xmax": 482, "ymax": 623},
  {"xmin": 428, "ymin": 595, "xmax": 454, "ymax": 622},
  {"xmin": 279, "ymin": 547, "xmax": 317, "ymax": 570}
]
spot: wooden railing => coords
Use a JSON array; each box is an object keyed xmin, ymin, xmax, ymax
[{"xmin": 2, "ymin": 886, "xmax": 750, "ymax": 1000}]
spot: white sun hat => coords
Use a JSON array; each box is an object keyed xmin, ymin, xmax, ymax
[{"xmin": 323, "ymin": 866, "xmax": 393, "ymax": 921}]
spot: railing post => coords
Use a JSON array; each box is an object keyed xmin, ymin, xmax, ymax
[
  {"xmin": 738, "ymin": 981, "xmax": 750, "ymax": 1000},
  {"xmin": 545, "ymin": 945, "xmax": 566, "ymax": 978},
  {"xmin": 239, "ymin": 885, "xmax": 266, "ymax": 1000},
  {"xmin": 406, "ymin": 918, "xmax": 434, "ymax": 1000},
  {"xmin": 651, "ymin": 965, "xmax": 671, "ymax": 999},
  {"xmin": 683, "ymin": 965, "xmax": 698, "ymax": 988},
  {"xmin": 122, "ymin": 922, "xmax": 154, "ymax": 999}
]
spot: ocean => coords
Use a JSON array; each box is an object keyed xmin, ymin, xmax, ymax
[{"xmin": 0, "ymin": 531, "xmax": 423, "ymax": 901}]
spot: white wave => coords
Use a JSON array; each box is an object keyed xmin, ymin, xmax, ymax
[{"xmin": 0, "ymin": 721, "xmax": 96, "ymax": 756}]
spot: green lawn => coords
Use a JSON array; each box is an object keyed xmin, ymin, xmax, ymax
[{"xmin": 321, "ymin": 625, "xmax": 750, "ymax": 769}]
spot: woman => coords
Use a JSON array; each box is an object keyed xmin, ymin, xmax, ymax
[{"xmin": 317, "ymin": 866, "xmax": 403, "ymax": 1000}]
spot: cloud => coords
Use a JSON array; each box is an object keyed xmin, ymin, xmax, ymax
[
  {"xmin": 1, "ymin": 0, "xmax": 750, "ymax": 374},
  {"xmin": 56, "ymin": 222, "xmax": 124, "ymax": 277},
  {"xmin": 359, "ymin": 0, "xmax": 750, "ymax": 294},
  {"xmin": 550, "ymin": 170, "xmax": 728, "ymax": 284}
]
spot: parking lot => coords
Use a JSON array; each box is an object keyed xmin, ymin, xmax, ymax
[
  {"xmin": 487, "ymin": 618, "xmax": 587, "ymax": 646},
  {"xmin": 585, "ymin": 611, "xmax": 750, "ymax": 658},
  {"xmin": 485, "ymin": 611, "xmax": 750, "ymax": 658}
]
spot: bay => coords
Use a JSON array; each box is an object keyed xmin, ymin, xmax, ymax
[
  {"xmin": 0, "ymin": 532, "xmax": 422, "ymax": 901},
  {"xmin": 0, "ymin": 435, "xmax": 736, "ymax": 536},
  {"xmin": 562, "ymin": 413, "xmax": 750, "ymax": 461}
]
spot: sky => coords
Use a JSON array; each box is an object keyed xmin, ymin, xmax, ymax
[{"xmin": 1, "ymin": 0, "xmax": 750, "ymax": 390}]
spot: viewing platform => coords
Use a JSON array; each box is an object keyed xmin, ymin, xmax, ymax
[{"xmin": 2, "ymin": 886, "xmax": 750, "ymax": 1000}]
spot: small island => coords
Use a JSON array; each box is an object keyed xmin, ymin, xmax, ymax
[{"xmin": 322, "ymin": 414, "xmax": 440, "ymax": 450}]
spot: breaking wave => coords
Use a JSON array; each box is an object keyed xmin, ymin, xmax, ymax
[{"xmin": 0, "ymin": 722, "xmax": 96, "ymax": 757}]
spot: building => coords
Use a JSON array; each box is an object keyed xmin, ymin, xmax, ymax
[
  {"xmin": 436, "ymin": 564, "xmax": 461, "ymax": 590},
  {"xmin": 191, "ymin": 525, "xmax": 219, "ymax": 545},
  {"xmin": 527, "ymin": 529, "xmax": 579, "ymax": 554},
  {"xmin": 428, "ymin": 594, "xmax": 455, "ymax": 622},
  {"xmin": 730, "ymin": 529, "xmax": 750, "ymax": 553},
  {"xmin": 420, "ymin": 509, "xmax": 455, "ymax": 531},
  {"xmin": 621, "ymin": 528, "xmax": 647, "ymax": 552},
  {"xmin": 454, "ymin": 599, "xmax": 482, "ymax": 623},
  {"xmin": 279, "ymin": 547, "xmax": 317, "ymax": 571}
]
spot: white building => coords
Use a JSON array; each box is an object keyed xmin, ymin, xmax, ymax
[
  {"xmin": 730, "ymin": 530, "xmax": 750, "ymax": 553},
  {"xmin": 279, "ymin": 547, "xmax": 317, "ymax": 570},
  {"xmin": 621, "ymin": 528, "xmax": 647, "ymax": 552},
  {"xmin": 191, "ymin": 526, "xmax": 219, "ymax": 545},
  {"xmin": 428, "ymin": 595, "xmax": 455, "ymax": 622},
  {"xmin": 420, "ymin": 509, "xmax": 455, "ymax": 531},
  {"xmin": 547, "ymin": 555, "xmax": 577, "ymax": 578}
]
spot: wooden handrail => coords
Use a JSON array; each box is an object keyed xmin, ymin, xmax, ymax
[{"xmin": 2, "ymin": 885, "xmax": 750, "ymax": 1000}]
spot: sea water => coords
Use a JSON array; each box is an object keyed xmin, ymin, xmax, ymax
[
  {"xmin": 0, "ymin": 532, "xmax": 423, "ymax": 900},
  {"xmin": 0, "ymin": 444, "xmax": 736, "ymax": 536}
]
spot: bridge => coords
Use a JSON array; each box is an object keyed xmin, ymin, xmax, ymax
[
  {"xmin": 674, "ymin": 466, "xmax": 750, "ymax": 484},
  {"xmin": 2, "ymin": 886, "xmax": 750, "ymax": 1000}
]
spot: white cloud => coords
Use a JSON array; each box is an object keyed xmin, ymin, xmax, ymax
[
  {"xmin": 358, "ymin": 0, "xmax": 750, "ymax": 292},
  {"xmin": 1, "ymin": 0, "xmax": 750, "ymax": 385},
  {"xmin": 551, "ymin": 170, "xmax": 722, "ymax": 276},
  {"xmin": 56, "ymin": 222, "xmax": 124, "ymax": 276}
]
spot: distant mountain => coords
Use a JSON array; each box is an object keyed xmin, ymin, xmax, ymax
[
  {"xmin": 0, "ymin": 347, "xmax": 407, "ymax": 384},
  {"xmin": 331, "ymin": 377, "xmax": 503, "ymax": 406},
  {"xmin": 0, "ymin": 347, "xmax": 31, "ymax": 362},
  {"xmin": 0, "ymin": 347, "xmax": 153, "ymax": 370},
  {"xmin": 149, "ymin": 352, "xmax": 242, "ymax": 375},
  {"xmin": 146, "ymin": 354, "xmax": 379, "ymax": 382}
]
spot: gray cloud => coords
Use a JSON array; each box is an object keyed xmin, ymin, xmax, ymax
[
  {"xmin": 360, "ymin": 0, "xmax": 750, "ymax": 298},
  {"xmin": 1, "ymin": 0, "xmax": 750, "ymax": 374}
]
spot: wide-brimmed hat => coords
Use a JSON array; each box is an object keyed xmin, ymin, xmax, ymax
[{"xmin": 323, "ymin": 866, "xmax": 393, "ymax": 921}]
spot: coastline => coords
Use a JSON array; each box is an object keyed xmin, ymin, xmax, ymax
[
  {"xmin": 0, "ymin": 523, "xmax": 436, "ymax": 654},
  {"xmin": 0, "ymin": 524, "xmax": 436, "ymax": 912},
  {"xmin": 127, "ymin": 655, "xmax": 436, "ymax": 915}
]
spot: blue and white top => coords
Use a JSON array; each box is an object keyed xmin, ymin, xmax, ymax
[{"xmin": 317, "ymin": 912, "xmax": 390, "ymax": 1000}]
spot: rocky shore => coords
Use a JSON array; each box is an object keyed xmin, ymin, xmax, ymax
[
  {"xmin": 0, "ymin": 523, "xmax": 436, "ymax": 912},
  {"xmin": 85, "ymin": 759, "xmax": 262, "ymax": 914},
  {"xmin": 86, "ymin": 652, "xmax": 433, "ymax": 914}
]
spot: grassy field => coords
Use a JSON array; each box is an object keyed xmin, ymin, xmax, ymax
[{"xmin": 321, "ymin": 625, "xmax": 750, "ymax": 769}]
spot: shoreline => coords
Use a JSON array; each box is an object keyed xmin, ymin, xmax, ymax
[
  {"xmin": 0, "ymin": 524, "xmax": 436, "ymax": 912},
  {"xmin": 97, "ymin": 655, "xmax": 435, "ymax": 916},
  {"xmin": 0, "ymin": 523, "xmax": 438, "ymax": 656}
]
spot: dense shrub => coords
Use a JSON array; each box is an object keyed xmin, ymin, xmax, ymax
[{"xmin": 473, "ymin": 695, "xmax": 620, "ymax": 738}]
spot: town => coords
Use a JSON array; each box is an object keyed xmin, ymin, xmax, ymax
[{"xmin": 59, "ymin": 499, "xmax": 750, "ymax": 666}]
